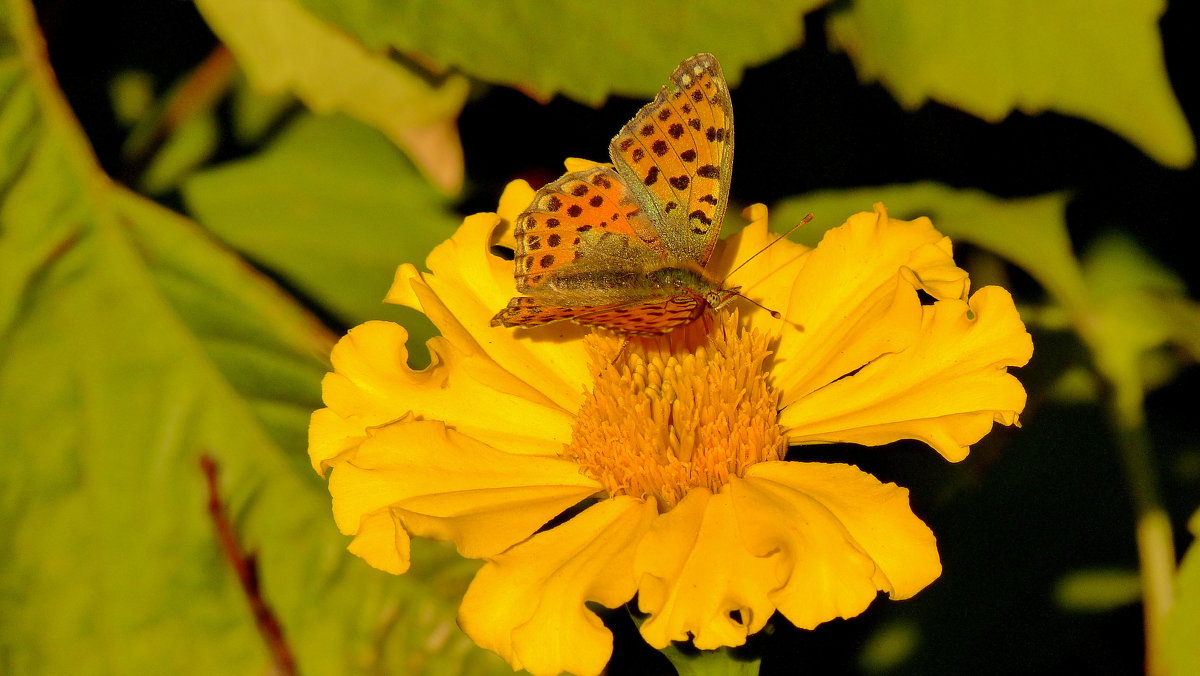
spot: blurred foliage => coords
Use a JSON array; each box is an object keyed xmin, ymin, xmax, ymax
[
  {"xmin": 1167, "ymin": 511, "xmax": 1200, "ymax": 676},
  {"xmin": 293, "ymin": 0, "xmax": 828, "ymax": 103},
  {"xmin": 195, "ymin": 0, "xmax": 470, "ymax": 192},
  {"xmin": 183, "ymin": 114, "xmax": 459, "ymax": 327},
  {"xmin": 0, "ymin": 2, "xmax": 500, "ymax": 674},
  {"xmin": 2, "ymin": 0, "xmax": 1198, "ymax": 673},
  {"xmin": 829, "ymin": 0, "xmax": 1194, "ymax": 168}
]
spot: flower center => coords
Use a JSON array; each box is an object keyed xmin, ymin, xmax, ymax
[{"xmin": 565, "ymin": 312, "xmax": 787, "ymax": 511}]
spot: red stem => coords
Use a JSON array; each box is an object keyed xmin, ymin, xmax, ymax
[{"xmin": 200, "ymin": 455, "xmax": 297, "ymax": 675}]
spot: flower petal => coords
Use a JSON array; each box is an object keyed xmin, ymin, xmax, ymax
[
  {"xmin": 497, "ymin": 178, "xmax": 536, "ymax": 226},
  {"xmin": 311, "ymin": 321, "xmax": 575, "ymax": 468},
  {"xmin": 902, "ymin": 237, "xmax": 971, "ymax": 300},
  {"xmin": 308, "ymin": 406, "xmax": 372, "ymax": 474},
  {"xmin": 328, "ymin": 420, "xmax": 600, "ymax": 572},
  {"xmin": 383, "ymin": 183, "xmax": 595, "ymax": 417},
  {"xmin": 716, "ymin": 204, "xmax": 815, "ymax": 324},
  {"xmin": 736, "ymin": 462, "xmax": 941, "ymax": 629},
  {"xmin": 772, "ymin": 204, "xmax": 967, "ymax": 405},
  {"xmin": 458, "ymin": 497, "xmax": 656, "ymax": 676},
  {"xmin": 345, "ymin": 509, "xmax": 409, "ymax": 575},
  {"xmin": 563, "ymin": 157, "xmax": 608, "ymax": 172},
  {"xmin": 635, "ymin": 489, "xmax": 779, "ymax": 650},
  {"xmin": 780, "ymin": 285, "xmax": 1032, "ymax": 461},
  {"xmin": 404, "ymin": 269, "xmax": 591, "ymax": 413}
]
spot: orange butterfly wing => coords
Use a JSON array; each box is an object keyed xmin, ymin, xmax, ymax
[
  {"xmin": 512, "ymin": 165, "xmax": 663, "ymax": 293},
  {"xmin": 608, "ymin": 53, "xmax": 734, "ymax": 267},
  {"xmin": 492, "ymin": 53, "xmax": 736, "ymax": 336},
  {"xmin": 493, "ymin": 296, "xmax": 706, "ymax": 336}
]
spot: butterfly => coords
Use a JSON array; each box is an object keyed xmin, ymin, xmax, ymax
[{"xmin": 491, "ymin": 53, "xmax": 739, "ymax": 336}]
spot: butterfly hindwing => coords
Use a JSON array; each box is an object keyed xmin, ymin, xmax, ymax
[
  {"xmin": 513, "ymin": 165, "xmax": 664, "ymax": 293},
  {"xmin": 570, "ymin": 296, "xmax": 707, "ymax": 335},
  {"xmin": 491, "ymin": 297, "xmax": 595, "ymax": 328},
  {"xmin": 492, "ymin": 296, "xmax": 707, "ymax": 336},
  {"xmin": 608, "ymin": 53, "xmax": 734, "ymax": 268}
]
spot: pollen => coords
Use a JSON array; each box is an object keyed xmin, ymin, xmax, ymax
[{"xmin": 565, "ymin": 313, "xmax": 786, "ymax": 511}]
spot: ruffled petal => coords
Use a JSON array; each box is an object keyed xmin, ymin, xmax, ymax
[
  {"xmin": 328, "ymin": 420, "xmax": 600, "ymax": 573},
  {"xmin": 309, "ymin": 320, "xmax": 434, "ymax": 474},
  {"xmin": 772, "ymin": 204, "xmax": 968, "ymax": 405},
  {"xmin": 635, "ymin": 489, "xmax": 779, "ymax": 650},
  {"xmin": 714, "ymin": 204, "xmax": 815, "ymax": 325},
  {"xmin": 384, "ymin": 184, "xmax": 595, "ymax": 417},
  {"xmin": 736, "ymin": 462, "xmax": 941, "ymax": 629},
  {"xmin": 458, "ymin": 497, "xmax": 656, "ymax": 676},
  {"xmin": 780, "ymin": 286, "xmax": 1032, "ymax": 461},
  {"xmin": 311, "ymin": 321, "xmax": 575, "ymax": 471},
  {"xmin": 902, "ymin": 237, "xmax": 971, "ymax": 300},
  {"xmin": 308, "ymin": 406, "xmax": 372, "ymax": 474},
  {"xmin": 345, "ymin": 509, "xmax": 409, "ymax": 575}
]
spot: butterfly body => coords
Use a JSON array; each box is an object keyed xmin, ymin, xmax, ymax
[
  {"xmin": 492, "ymin": 53, "xmax": 736, "ymax": 336},
  {"xmin": 528, "ymin": 263, "xmax": 712, "ymax": 305}
]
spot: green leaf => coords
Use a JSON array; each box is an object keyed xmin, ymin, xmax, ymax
[
  {"xmin": 1077, "ymin": 233, "xmax": 1200, "ymax": 408},
  {"xmin": 119, "ymin": 48, "xmax": 236, "ymax": 192},
  {"xmin": 1054, "ymin": 569, "xmax": 1142, "ymax": 611},
  {"xmin": 1166, "ymin": 518, "xmax": 1200, "ymax": 676},
  {"xmin": 661, "ymin": 645, "xmax": 760, "ymax": 676},
  {"xmin": 230, "ymin": 74, "xmax": 296, "ymax": 145},
  {"xmin": 0, "ymin": 2, "xmax": 502, "ymax": 673},
  {"xmin": 1083, "ymin": 231, "xmax": 1188, "ymax": 302},
  {"xmin": 293, "ymin": 0, "xmax": 830, "ymax": 103},
  {"xmin": 109, "ymin": 69, "xmax": 155, "ymax": 127},
  {"xmin": 771, "ymin": 182, "xmax": 1087, "ymax": 311},
  {"xmin": 858, "ymin": 620, "xmax": 920, "ymax": 673},
  {"xmin": 194, "ymin": 0, "xmax": 470, "ymax": 193},
  {"xmin": 828, "ymin": 0, "xmax": 1195, "ymax": 168},
  {"xmin": 183, "ymin": 113, "xmax": 458, "ymax": 339},
  {"xmin": 138, "ymin": 109, "xmax": 219, "ymax": 195}
]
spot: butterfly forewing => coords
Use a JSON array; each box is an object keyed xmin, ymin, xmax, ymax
[
  {"xmin": 513, "ymin": 165, "xmax": 664, "ymax": 293},
  {"xmin": 608, "ymin": 53, "xmax": 734, "ymax": 268}
]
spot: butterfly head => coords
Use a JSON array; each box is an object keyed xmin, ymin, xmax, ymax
[{"xmin": 706, "ymin": 287, "xmax": 742, "ymax": 311}]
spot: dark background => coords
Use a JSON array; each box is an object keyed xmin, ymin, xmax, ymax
[{"xmin": 34, "ymin": 1, "xmax": 1199, "ymax": 674}]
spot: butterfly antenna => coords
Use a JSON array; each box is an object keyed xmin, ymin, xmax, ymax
[
  {"xmin": 734, "ymin": 292, "xmax": 783, "ymax": 320},
  {"xmin": 718, "ymin": 213, "xmax": 813, "ymax": 331},
  {"xmin": 721, "ymin": 212, "xmax": 814, "ymax": 283},
  {"xmin": 728, "ymin": 290, "xmax": 805, "ymax": 331}
]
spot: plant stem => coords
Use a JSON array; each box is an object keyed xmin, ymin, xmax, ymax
[
  {"xmin": 200, "ymin": 455, "xmax": 297, "ymax": 676},
  {"xmin": 1107, "ymin": 386, "xmax": 1175, "ymax": 676}
]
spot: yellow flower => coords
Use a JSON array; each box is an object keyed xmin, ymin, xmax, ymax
[{"xmin": 308, "ymin": 176, "xmax": 1032, "ymax": 676}]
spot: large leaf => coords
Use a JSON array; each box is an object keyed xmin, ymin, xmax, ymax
[
  {"xmin": 183, "ymin": 113, "xmax": 458, "ymax": 333},
  {"xmin": 828, "ymin": 0, "xmax": 1194, "ymax": 168},
  {"xmin": 294, "ymin": 0, "xmax": 830, "ymax": 103},
  {"xmin": 194, "ymin": 0, "xmax": 470, "ymax": 193},
  {"xmin": 0, "ymin": 2, "xmax": 503, "ymax": 673}
]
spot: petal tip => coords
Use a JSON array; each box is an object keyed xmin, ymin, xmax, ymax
[{"xmin": 384, "ymin": 263, "xmax": 423, "ymax": 307}]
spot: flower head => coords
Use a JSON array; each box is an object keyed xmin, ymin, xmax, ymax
[
  {"xmin": 309, "ymin": 175, "xmax": 1032, "ymax": 676},
  {"xmin": 567, "ymin": 317, "xmax": 786, "ymax": 511}
]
